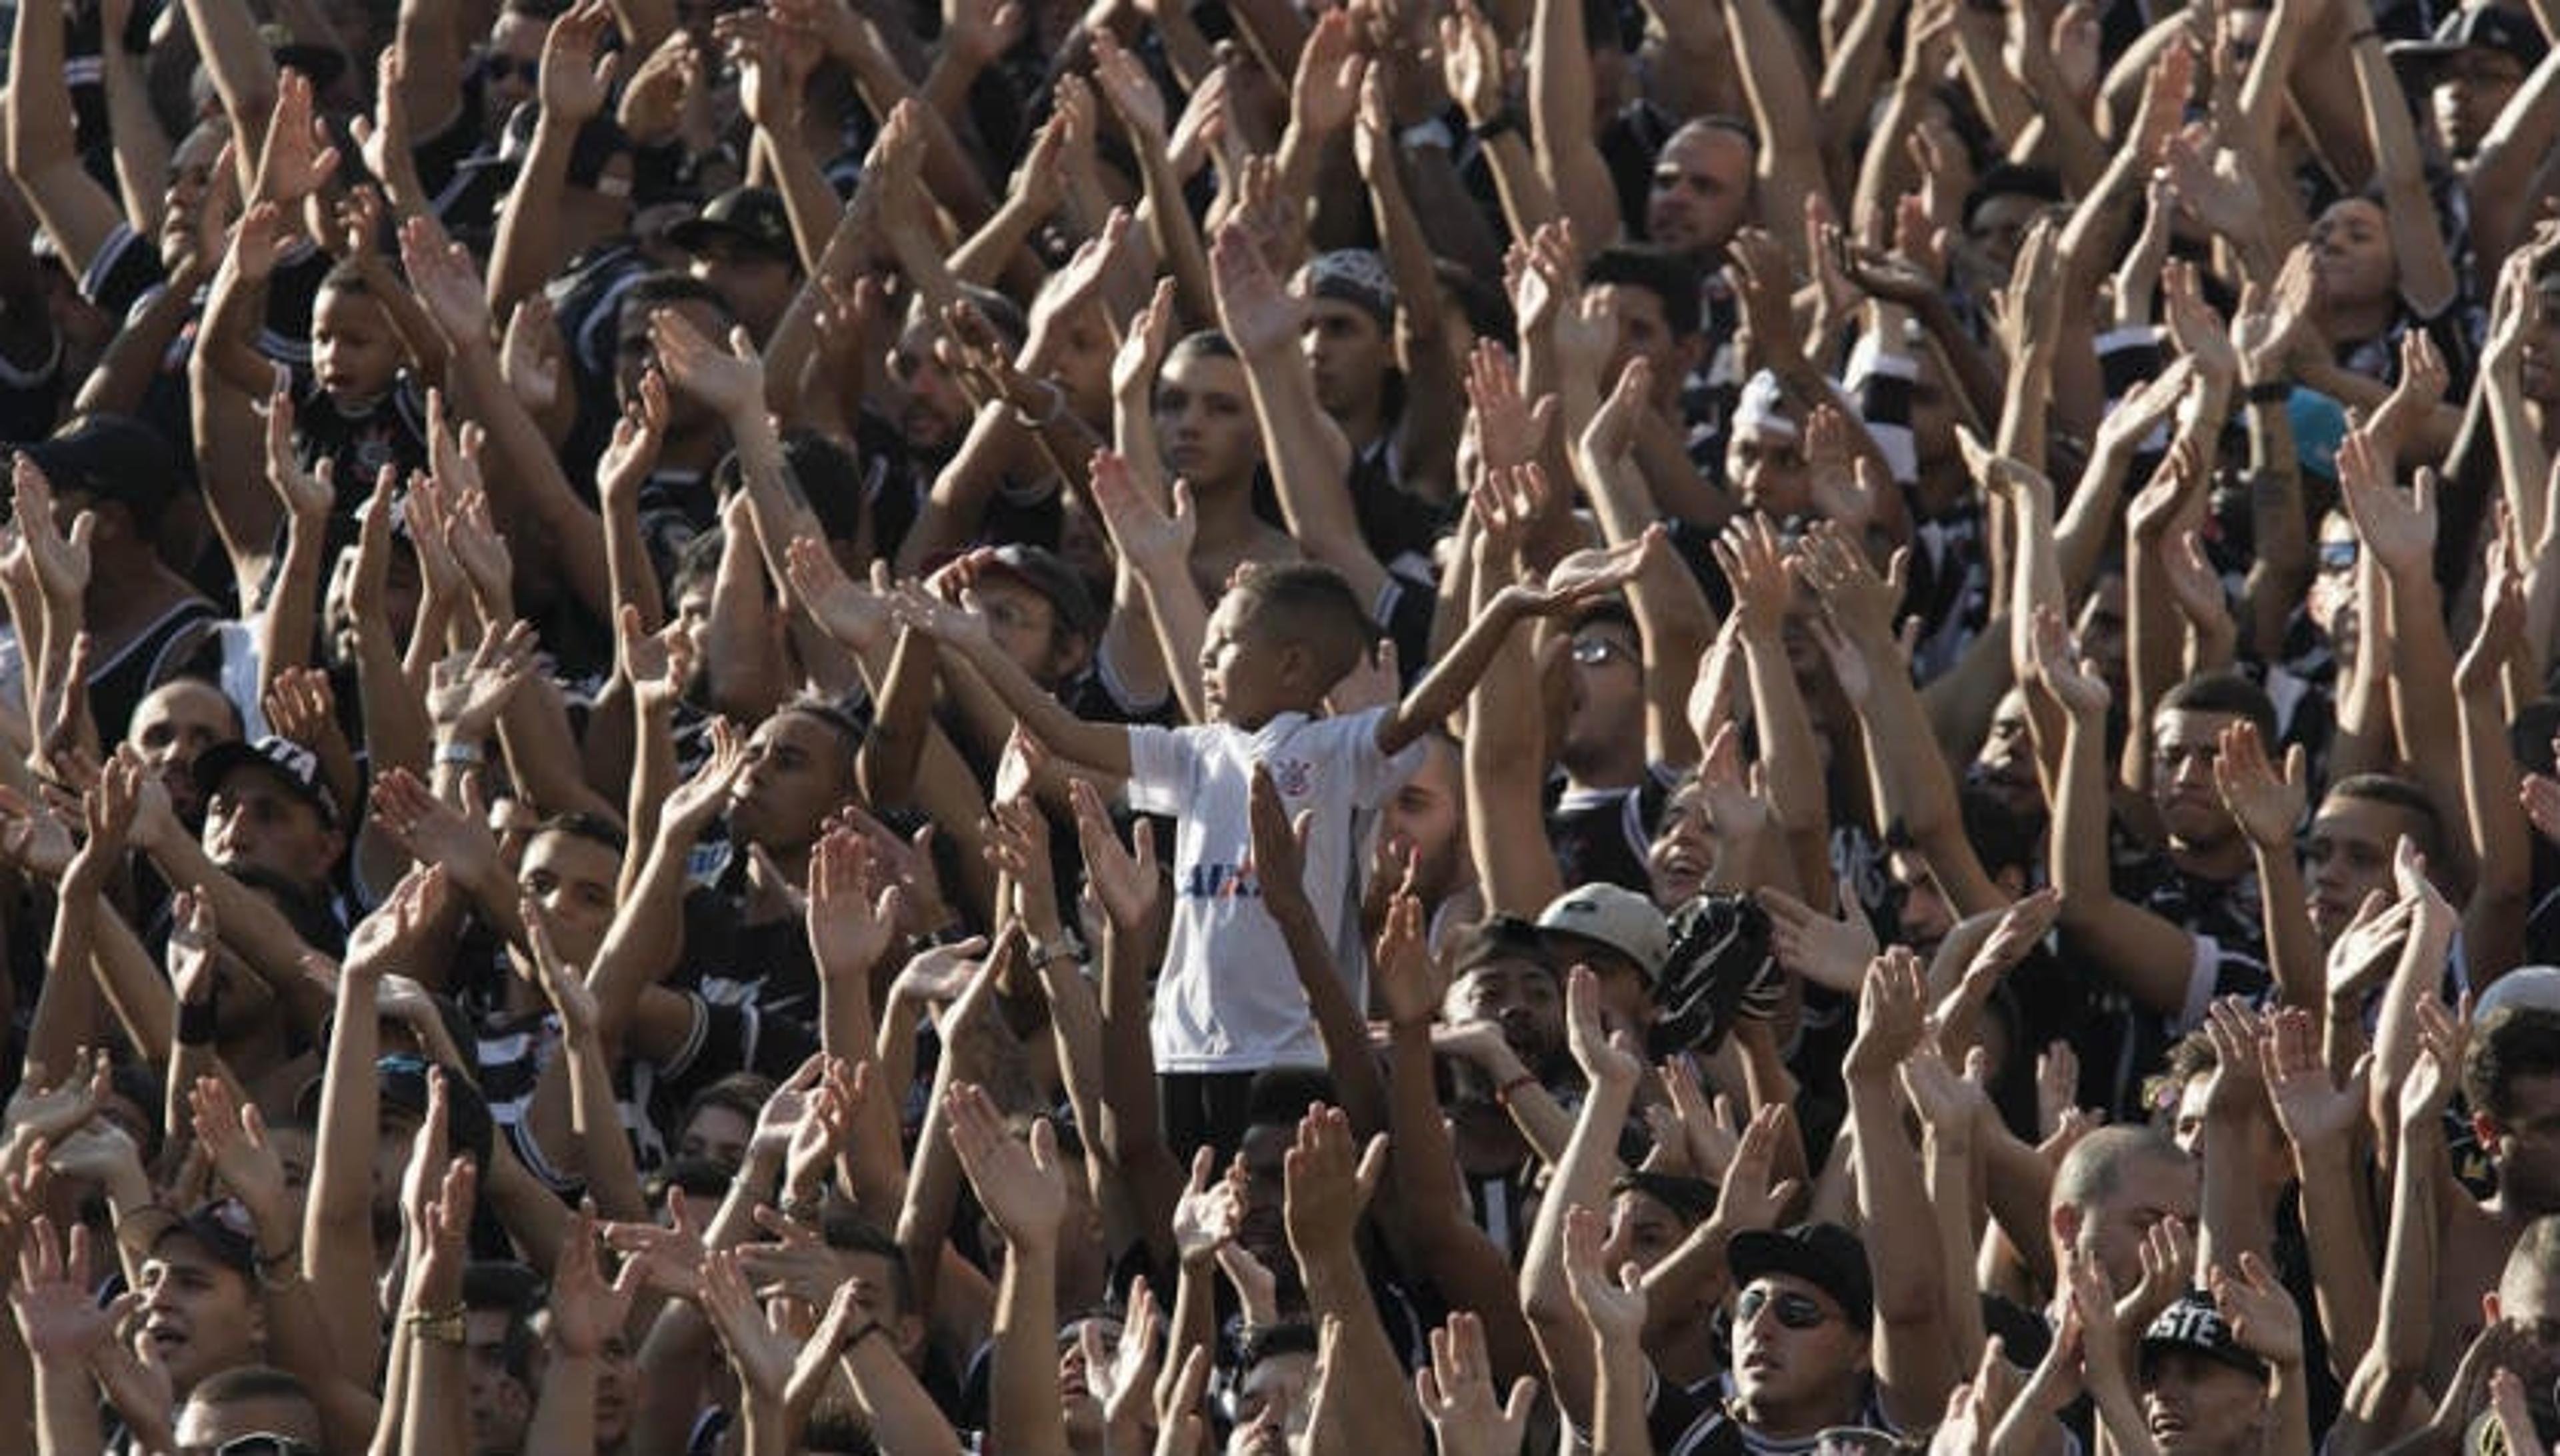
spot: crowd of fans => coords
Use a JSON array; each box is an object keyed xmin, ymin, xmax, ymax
[{"xmin": 0, "ymin": 0, "xmax": 2556, "ymax": 1446}]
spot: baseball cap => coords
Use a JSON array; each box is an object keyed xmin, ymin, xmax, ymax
[
  {"xmin": 977, "ymin": 543, "xmax": 1103, "ymax": 641},
  {"xmin": 15, "ymin": 412, "xmax": 182, "ymax": 518},
  {"xmin": 2391, "ymin": 6, "xmax": 2547, "ymax": 68},
  {"xmin": 1446, "ymin": 914, "xmax": 1554, "ymax": 977},
  {"xmin": 194, "ymin": 736, "xmax": 341, "ymax": 828},
  {"xmin": 1537, "ymin": 884, "xmax": 1672, "ymax": 983},
  {"xmin": 1299, "ymin": 249, "xmax": 1396, "ymax": 328},
  {"xmin": 2142, "ymin": 1293, "xmax": 2269, "ymax": 1381},
  {"xmin": 667, "ymin": 187, "xmax": 798, "ymax": 266},
  {"xmin": 1728, "ymin": 1223, "xmax": 1875, "ymax": 1331},
  {"xmin": 159, "ymin": 1198, "xmax": 263, "ymax": 1281}
]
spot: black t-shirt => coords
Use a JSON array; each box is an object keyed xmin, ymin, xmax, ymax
[{"xmin": 1545, "ymin": 766, "xmax": 1681, "ymax": 895}]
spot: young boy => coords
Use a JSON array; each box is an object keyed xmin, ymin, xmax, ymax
[{"xmin": 899, "ymin": 541, "xmax": 1651, "ymax": 1153}]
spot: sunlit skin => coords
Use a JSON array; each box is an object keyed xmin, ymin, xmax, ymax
[
  {"xmin": 726, "ymin": 709, "xmax": 855, "ymax": 853},
  {"xmin": 2141, "ymin": 1348, "xmax": 2271, "ymax": 1456},
  {"xmin": 2309, "ymin": 199, "xmax": 2399, "ymax": 343},
  {"xmin": 203, "ymin": 768, "xmax": 343, "ymax": 891},
  {"xmin": 2058, "ymin": 1147, "xmax": 2199, "ymax": 1293},
  {"xmin": 129, "ymin": 679, "xmax": 243, "ymax": 827},
  {"xmin": 2302, "ymin": 791, "xmax": 2428, "ymax": 947},
  {"xmin": 2431, "ymin": 48, "xmax": 2525, "ymax": 158},
  {"xmin": 1153, "ymin": 351, "xmax": 1262, "ymax": 495},
  {"xmin": 1729, "ymin": 1273, "xmax": 1871, "ymax": 1435},
  {"xmin": 137, "ymin": 1235, "xmax": 266, "ymax": 1397},
  {"xmin": 312, "ymin": 283, "xmax": 405, "ymax": 409},
  {"xmin": 1647, "ymin": 123, "xmax": 1754, "ymax": 255},
  {"xmin": 1301, "ymin": 297, "xmax": 1393, "ymax": 433},
  {"xmin": 2151, "ymin": 709, "xmax": 2249, "ymax": 861}
]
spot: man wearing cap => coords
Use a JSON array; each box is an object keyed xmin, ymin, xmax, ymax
[
  {"xmin": 137, "ymin": 1202, "xmax": 273, "ymax": 1401},
  {"xmin": 669, "ymin": 186, "xmax": 805, "ymax": 345},
  {"xmin": 11, "ymin": 413, "xmax": 223, "ymax": 745},
  {"xmin": 2131, "ymin": 1292, "xmax": 2299, "ymax": 1456},
  {"xmin": 1432, "ymin": 915, "xmax": 1569, "ymax": 1253},
  {"xmin": 1538, "ymin": 881, "xmax": 1673, "ymax": 1036},
  {"xmin": 188, "ymin": 736, "xmax": 347, "ymax": 937},
  {"xmin": 2391, "ymin": 6, "xmax": 2545, "ymax": 161}
]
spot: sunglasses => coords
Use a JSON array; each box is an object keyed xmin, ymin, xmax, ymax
[
  {"xmin": 1737, "ymin": 1285, "xmax": 1831, "ymax": 1329},
  {"xmin": 2317, "ymin": 539, "xmax": 2358, "ymax": 575}
]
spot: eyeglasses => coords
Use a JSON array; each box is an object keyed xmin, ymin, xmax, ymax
[
  {"xmin": 1571, "ymin": 637, "xmax": 1635, "ymax": 667},
  {"xmin": 1737, "ymin": 1286, "xmax": 1831, "ymax": 1329},
  {"xmin": 2317, "ymin": 539, "xmax": 2358, "ymax": 575}
]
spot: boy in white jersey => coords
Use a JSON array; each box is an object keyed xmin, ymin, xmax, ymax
[{"xmin": 898, "ymin": 548, "xmax": 1647, "ymax": 1154}]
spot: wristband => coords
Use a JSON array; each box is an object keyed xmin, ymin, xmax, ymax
[
  {"xmin": 841, "ymin": 1319, "xmax": 885, "ymax": 1352},
  {"xmin": 1469, "ymin": 107, "xmax": 1523, "ymax": 142},
  {"xmin": 176, "ymin": 995, "xmax": 221, "ymax": 1047},
  {"xmin": 1493, "ymin": 1073, "xmax": 1539, "ymax": 1106},
  {"xmin": 2244, "ymin": 379, "xmax": 2291, "ymax": 404},
  {"xmin": 435, "ymin": 739, "xmax": 487, "ymax": 767}
]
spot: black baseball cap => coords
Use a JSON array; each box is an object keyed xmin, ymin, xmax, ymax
[
  {"xmin": 2141, "ymin": 1293, "xmax": 2269, "ymax": 1382},
  {"xmin": 667, "ymin": 187, "xmax": 797, "ymax": 266},
  {"xmin": 195, "ymin": 736, "xmax": 341, "ymax": 828},
  {"xmin": 978, "ymin": 544, "xmax": 1103, "ymax": 641},
  {"xmin": 2391, "ymin": 6, "xmax": 2547, "ymax": 69},
  {"xmin": 15, "ymin": 412, "xmax": 181, "ymax": 519},
  {"xmin": 160, "ymin": 1198, "xmax": 263, "ymax": 1281},
  {"xmin": 1729, "ymin": 1223, "xmax": 1875, "ymax": 1331}
]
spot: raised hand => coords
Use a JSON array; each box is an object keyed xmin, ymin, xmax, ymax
[
  {"xmin": 808, "ymin": 827, "xmax": 901, "ymax": 980},
  {"xmin": 254, "ymin": 69, "xmax": 341, "ymax": 206},
  {"xmin": 539, "ymin": 0, "xmax": 622, "ymax": 125},
  {"xmin": 426, "ymin": 619, "xmax": 537, "ymax": 739},
  {"xmin": 1070, "ymin": 779, "xmax": 1160, "ymax": 931},
  {"xmin": 696, "ymin": 1247, "xmax": 796, "ymax": 1401},
  {"xmin": 549, "ymin": 1202, "xmax": 644, "ymax": 1359},
  {"xmin": 1170, "ymin": 1146, "xmax": 1243, "ymax": 1266},
  {"xmin": 10, "ymin": 1215, "xmax": 135, "ymax": 1364},
  {"xmin": 2335, "ymin": 429, "xmax": 2435, "ymax": 577},
  {"xmin": 1281, "ymin": 1103, "xmax": 1385, "ymax": 1262},
  {"xmin": 947, "ymin": 1083, "xmax": 1067, "ymax": 1247},
  {"xmin": 1209, "ymin": 220, "xmax": 1303, "ymax": 359},
  {"xmin": 523, "ymin": 894, "xmax": 601, "ymax": 1037},
  {"xmin": 1563, "ymin": 1201, "xmax": 1650, "ymax": 1342},
  {"xmin": 2025, "ymin": 605, "xmax": 2109, "ymax": 717},
  {"xmin": 1715, "ymin": 1103, "xmax": 1804, "ymax": 1232},
  {"xmin": 649, "ymin": 308, "xmax": 767, "ymax": 423},
  {"xmin": 2211, "ymin": 719, "xmax": 2304, "ymax": 852},
  {"xmin": 2209, "ymin": 1253, "xmax": 2301, "ymax": 1365},
  {"xmin": 1416, "ymin": 1311, "xmax": 1538, "ymax": 1456},
  {"xmin": 1845, "ymin": 947, "xmax": 1928, "ymax": 1079},
  {"xmin": 1089, "ymin": 449, "xmax": 1194, "ymax": 573},
  {"xmin": 1565, "ymin": 963, "xmax": 1645, "ymax": 1089},
  {"xmin": 1758, "ymin": 885, "xmax": 1880, "ymax": 994}
]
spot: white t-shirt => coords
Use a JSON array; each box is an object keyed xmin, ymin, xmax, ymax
[{"xmin": 1125, "ymin": 707, "xmax": 1425, "ymax": 1073}]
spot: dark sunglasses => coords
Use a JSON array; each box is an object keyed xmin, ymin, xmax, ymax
[
  {"xmin": 2317, "ymin": 539, "xmax": 2358, "ymax": 575},
  {"xmin": 1737, "ymin": 1286, "xmax": 1830, "ymax": 1329}
]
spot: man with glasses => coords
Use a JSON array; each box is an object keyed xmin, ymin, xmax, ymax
[{"xmin": 1547, "ymin": 599, "xmax": 1684, "ymax": 895}]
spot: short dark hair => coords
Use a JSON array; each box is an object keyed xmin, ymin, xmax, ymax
[
  {"xmin": 532, "ymin": 811, "xmax": 628, "ymax": 860},
  {"xmin": 1229, "ymin": 563, "xmax": 1377, "ymax": 689},
  {"xmin": 671, "ymin": 528, "xmax": 726, "ymax": 602},
  {"xmin": 2325, "ymin": 774, "xmax": 2445, "ymax": 863},
  {"xmin": 2465, "ymin": 1006, "xmax": 2560, "ymax": 1127},
  {"xmin": 823, "ymin": 1215, "xmax": 915, "ymax": 1316},
  {"xmin": 464, "ymin": 1261, "xmax": 543, "ymax": 1385},
  {"xmin": 1963, "ymin": 165, "xmax": 2065, "ymax": 232},
  {"xmin": 1165, "ymin": 329, "xmax": 1238, "ymax": 368},
  {"xmin": 620, "ymin": 272, "xmax": 735, "ymax": 331},
  {"xmin": 1585, "ymin": 243, "xmax": 1703, "ymax": 341},
  {"xmin": 319, "ymin": 257, "xmax": 381, "ymax": 298},
  {"xmin": 1237, "ymin": 1320, "xmax": 1320, "ymax": 1373},
  {"xmin": 679, "ymin": 1073, "xmax": 773, "ymax": 1140},
  {"xmin": 2156, "ymin": 673, "xmax": 2279, "ymax": 746}
]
